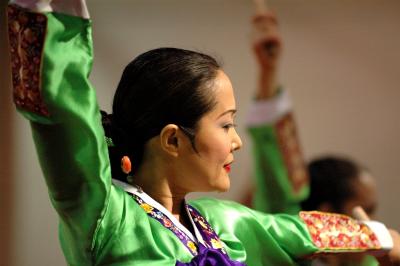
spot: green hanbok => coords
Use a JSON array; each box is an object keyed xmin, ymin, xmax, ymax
[{"xmin": 7, "ymin": 2, "xmax": 391, "ymax": 266}]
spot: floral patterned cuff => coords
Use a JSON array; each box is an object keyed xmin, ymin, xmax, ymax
[{"xmin": 300, "ymin": 211, "xmax": 384, "ymax": 251}]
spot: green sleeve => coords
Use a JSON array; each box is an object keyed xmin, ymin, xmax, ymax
[
  {"xmin": 191, "ymin": 198, "xmax": 317, "ymax": 266},
  {"xmin": 191, "ymin": 198, "xmax": 385, "ymax": 266},
  {"xmin": 248, "ymin": 110, "xmax": 309, "ymax": 215},
  {"xmin": 8, "ymin": 5, "xmax": 111, "ymax": 263}
]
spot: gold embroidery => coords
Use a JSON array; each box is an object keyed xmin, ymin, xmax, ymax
[
  {"xmin": 275, "ymin": 113, "xmax": 308, "ymax": 194},
  {"xmin": 187, "ymin": 241, "xmax": 198, "ymax": 253},
  {"xmin": 140, "ymin": 203, "xmax": 154, "ymax": 213},
  {"xmin": 7, "ymin": 4, "xmax": 49, "ymax": 116},
  {"xmin": 210, "ymin": 238, "xmax": 224, "ymax": 249}
]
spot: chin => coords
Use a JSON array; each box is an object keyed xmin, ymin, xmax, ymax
[
  {"xmin": 216, "ymin": 186, "xmax": 229, "ymax": 193},
  {"xmin": 215, "ymin": 178, "xmax": 230, "ymax": 192}
]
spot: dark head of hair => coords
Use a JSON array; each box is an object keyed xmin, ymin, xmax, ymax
[
  {"xmin": 102, "ymin": 47, "xmax": 221, "ymax": 182},
  {"xmin": 301, "ymin": 156, "xmax": 364, "ymax": 213}
]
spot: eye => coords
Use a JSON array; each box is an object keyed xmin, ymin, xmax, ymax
[{"xmin": 222, "ymin": 123, "xmax": 237, "ymax": 132}]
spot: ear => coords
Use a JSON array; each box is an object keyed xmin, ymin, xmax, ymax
[{"xmin": 159, "ymin": 124, "xmax": 180, "ymax": 157}]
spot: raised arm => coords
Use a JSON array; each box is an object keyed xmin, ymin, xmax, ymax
[
  {"xmin": 252, "ymin": 10, "xmax": 281, "ymax": 100},
  {"xmin": 247, "ymin": 10, "xmax": 309, "ymax": 214},
  {"xmin": 7, "ymin": 0, "xmax": 111, "ymax": 262}
]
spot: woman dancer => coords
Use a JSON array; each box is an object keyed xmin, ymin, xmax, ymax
[{"xmin": 7, "ymin": 0, "xmax": 398, "ymax": 265}]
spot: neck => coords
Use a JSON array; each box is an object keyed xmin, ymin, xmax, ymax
[{"xmin": 133, "ymin": 161, "xmax": 188, "ymax": 221}]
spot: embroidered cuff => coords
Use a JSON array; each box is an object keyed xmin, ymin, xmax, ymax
[
  {"xmin": 300, "ymin": 211, "xmax": 389, "ymax": 252},
  {"xmin": 8, "ymin": 4, "xmax": 49, "ymax": 116},
  {"xmin": 246, "ymin": 89, "xmax": 292, "ymax": 127},
  {"xmin": 10, "ymin": 0, "xmax": 90, "ymax": 18},
  {"xmin": 275, "ymin": 113, "xmax": 308, "ymax": 194}
]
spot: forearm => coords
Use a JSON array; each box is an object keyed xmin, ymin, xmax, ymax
[
  {"xmin": 256, "ymin": 68, "xmax": 279, "ymax": 100},
  {"xmin": 247, "ymin": 90, "xmax": 309, "ymax": 214},
  {"xmin": 192, "ymin": 199, "xmax": 393, "ymax": 265},
  {"xmin": 255, "ymin": 208, "xmax": 394, "ymax": 261},
  {"xmin": 8, "ymin": 2, "xmax": 110, "ymax": 215}
]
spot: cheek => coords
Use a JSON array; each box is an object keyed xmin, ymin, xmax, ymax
[{"xmin": 198, "ymin": 134, "xmax": 231, "ymax": 163}]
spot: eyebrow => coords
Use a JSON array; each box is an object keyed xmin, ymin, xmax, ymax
[{"xmin": 217, "ymin": 109, "xmax": 237, "ymax": 118}]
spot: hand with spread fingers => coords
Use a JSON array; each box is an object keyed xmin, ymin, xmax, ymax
[{"xmin": 252, "ymin": 10, "xmax": 282, "ymax": 99}]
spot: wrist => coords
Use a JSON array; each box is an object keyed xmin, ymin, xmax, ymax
[{"xmin": 255, "ymin": 73, "xmax": 279, "ymax": 100}]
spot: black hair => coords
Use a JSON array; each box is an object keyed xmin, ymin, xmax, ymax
[
  {"xmin": 301, "ymin": 156, "xmax": 364, "ymax": 212},
  {"xmin": 102, "ymin": 48, "xmax": 221, "ymax": 182}
]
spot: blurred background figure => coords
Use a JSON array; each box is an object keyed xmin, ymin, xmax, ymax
[
  {"xmin": 244, "ymin": 1, "xmax": 381, "ymax": 265},
  {"xmin": 303, "ymin": 157, "xmax": 378, "ymax": 265},
  {"xmin": 244, "ymin": 4, "xmax": 309, "ymax": 215},
  {"xmin": 302, "ymin": 156, "xmax": 377, "ymax": 218}
]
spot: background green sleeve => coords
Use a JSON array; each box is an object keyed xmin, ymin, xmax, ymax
[{"xmin": 247, "ymin": 112, "xmax": 309, "ymax": 215}]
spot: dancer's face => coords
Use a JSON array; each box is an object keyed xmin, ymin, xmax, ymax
[{"xmin": 176, "ymin": 70, "xmax": 242, "ymax": 193}]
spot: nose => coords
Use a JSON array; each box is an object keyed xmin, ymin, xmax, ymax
[{"xmin": 231, "ymin": 128, "xmax": 243, "ymax": 152}]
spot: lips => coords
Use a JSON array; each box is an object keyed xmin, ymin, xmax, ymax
[{"xmin": 224, "ymin": 163, "xmax": 231, "ymax": 173}]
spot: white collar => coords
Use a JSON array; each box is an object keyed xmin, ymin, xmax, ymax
[{"xmin": 112, "ymin": 179, "xmax": 205, "ymax": 245}]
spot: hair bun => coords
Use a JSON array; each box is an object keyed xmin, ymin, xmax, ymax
[
  {"xmin": 101, "ymin": 110, "xmax": 113, "ymax": 126},
  {"xmin": 101, "ymin": 110, "xmax": 114, "ymax": 145}
]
